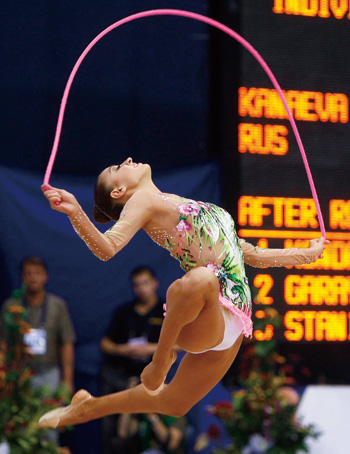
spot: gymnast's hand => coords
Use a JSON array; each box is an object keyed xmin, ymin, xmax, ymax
[
  {"xmin": 41, "ymin": 184, "xmax": 80, "ymax": 216},
  {"xmin": 308, "ymin": 237, "xmax": 330, "ymax": 259}
]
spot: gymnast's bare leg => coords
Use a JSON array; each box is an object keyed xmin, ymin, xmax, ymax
[{"xmin": 39, "ymin": 267, "xmax": 243, "ymax": 427}]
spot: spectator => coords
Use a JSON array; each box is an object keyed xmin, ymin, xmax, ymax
[
  {"xmin": 0, "ymin": 256, "xmax": 76, "ymax": 443},
  {"xmin": 99, "ymin": 266, "xmax": 165, "ymax": 454}
]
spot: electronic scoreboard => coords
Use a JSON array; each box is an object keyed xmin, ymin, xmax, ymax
[{"xmin": 235, "ymin": 1, "xmax": 350, "ymax": 374}]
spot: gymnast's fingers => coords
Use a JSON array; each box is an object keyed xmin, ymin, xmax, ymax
[
  {"xmin": 41, "ymin": 185, "xmax": 64, "ymax": 209},
  {"xmin": 41, "ymin": 184, "xmax": 65, "ymax": 194},
  {"xmin": 43, "ymin": 188, "xmax": 61, "ymax": 200},
  {"xmin": 310, "ymin": 237, "xmax": 325, "ymax": 246},
  {"xmin": 47, "ymin": 193, "xmax": 62, "ymax": 207},
  {"xmin": 320, "ymin": 238, "xmax": 330, "ymax": 257},
  {"xmin": 41, "ymin": 183, "xmax": 56, "ymax": 193},
  {"xmin": 309, "ymin": 237, "xmax": 329, "ymax": 260}
]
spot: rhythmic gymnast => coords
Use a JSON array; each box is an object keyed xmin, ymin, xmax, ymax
[{"xmin": 39, "ymin": 157, "xmax": 328, "ymax": 428}]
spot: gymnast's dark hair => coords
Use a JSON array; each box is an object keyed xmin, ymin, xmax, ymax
[{"xmin": 93, "ymin": 173, "xmax": 124, "ymax": 224}]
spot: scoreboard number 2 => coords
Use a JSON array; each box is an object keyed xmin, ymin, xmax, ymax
[{"xmin": 253, "ymin": 274, "xmax": 274, "ymax": 305}]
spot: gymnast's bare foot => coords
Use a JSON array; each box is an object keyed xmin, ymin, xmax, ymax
[{"xmin": 39, "ymin": 389, "xmax": 92, "ymax": 428}]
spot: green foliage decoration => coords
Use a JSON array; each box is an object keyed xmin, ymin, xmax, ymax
[{"xmin": 0, "ymin": 304, "xmax": 71, "ymax": 454}]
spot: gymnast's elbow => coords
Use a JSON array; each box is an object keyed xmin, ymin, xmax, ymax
[
  {"xmin": 98, "ymin": 256, "xmax": 111, "ymax": 262},
  {"xmin": 93, "ymin": 250, "xmax": 115, "ymax": 262}
]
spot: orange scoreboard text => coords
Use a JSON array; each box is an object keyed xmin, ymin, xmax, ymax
[{"xmin": 238, "ymin": 196, "xmax": 350, "ymax": 342}]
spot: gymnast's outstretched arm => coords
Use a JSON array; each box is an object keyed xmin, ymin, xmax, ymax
[
  {"xmin": 41, "ymin": 185, "xmax": 153, "ymax": 261},
  {"xmin": 239, "ymin": 237, "xmax": 328, "ymax": 268}
]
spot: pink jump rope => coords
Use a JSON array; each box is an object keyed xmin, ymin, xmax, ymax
[{"xmin": 43, "ymin": 8, "xmax": 325, "ymax": 239}]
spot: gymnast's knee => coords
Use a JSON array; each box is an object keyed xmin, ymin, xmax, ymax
[
  {"xmin": 168, "ymin": 407, "xmax": 189, "ymax": 418},
  {"xmin": 182, "ymin": 267, "xmax": 218, "ymax": 296},
  {"xmin": 166, "ymin": 278, "xmax": 183, "ymax": 299}
]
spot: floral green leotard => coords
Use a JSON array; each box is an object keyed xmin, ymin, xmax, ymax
[{"xmin": 161, "ymin": 196, "xmax": 252, "ymax": 336}]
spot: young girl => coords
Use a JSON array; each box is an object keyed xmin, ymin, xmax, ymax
[{"xmin": 40, "ymin": 157, "xmax": 327, "ymax": 427}]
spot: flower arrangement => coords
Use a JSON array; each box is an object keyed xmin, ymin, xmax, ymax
[
  {"xmin": 197, "ymin": 306, "xmax": 319, "ymax": 454},
  {"xmin": 0, "ymin": 304, "xmax": 71, "ymax": 454}
]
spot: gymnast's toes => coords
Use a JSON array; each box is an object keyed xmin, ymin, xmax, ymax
[
  {"xmin": 39, "ymin": 389, "xmax": 93, "ymax": 427},
  {"xmin": 61, "ymin": 390, "xmax": 93, "ymax": 425}
]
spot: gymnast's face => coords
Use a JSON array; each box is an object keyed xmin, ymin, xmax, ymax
[{"xmin": 100, "ymin": 157, "xmax": 151, "ymax": 200}]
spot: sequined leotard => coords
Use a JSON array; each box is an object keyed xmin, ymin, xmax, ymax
[
  {"xmin": 69, "ymin": 190, "xmax": 321, "ymax": 338},
  {"xmin": 137, "ymin": 194, "xmax": 252, "ymax": 335}
]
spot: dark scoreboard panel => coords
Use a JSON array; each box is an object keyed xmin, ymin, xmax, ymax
[{"xmin": 235, "ymin": 0, "xmax": 350, "ymax": 371}]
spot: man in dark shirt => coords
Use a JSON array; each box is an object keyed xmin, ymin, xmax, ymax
[{"xmin": 99, "ymin": 266, "xmax": 164, "ymax": 454}]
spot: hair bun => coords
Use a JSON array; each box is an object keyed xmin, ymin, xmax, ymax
[{"xmin": 92, "ymin": 206, "xmax": 112, "ymax": 224}]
